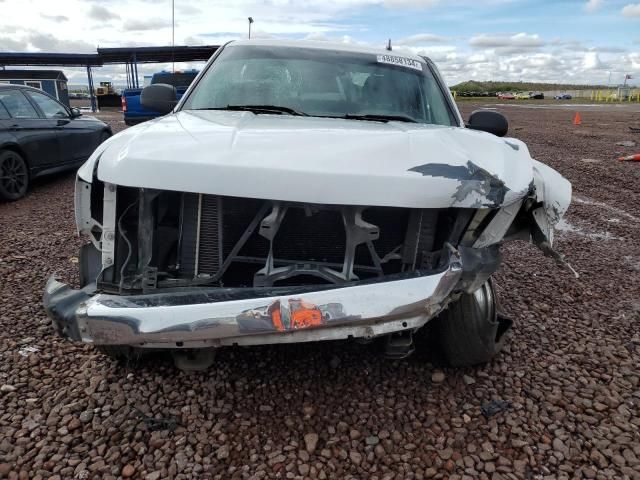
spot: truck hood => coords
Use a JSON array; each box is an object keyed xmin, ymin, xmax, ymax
[{"xmin": 80, "ymin": 110, "xmax": 536, "ymax": 208}]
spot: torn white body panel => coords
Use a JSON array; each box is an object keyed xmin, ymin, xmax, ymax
[
  {"xmin": 531, "ymin": 159, "xmax": 572, "ymax": 245},
  {"xmin": 78, "ymin": 111, "xmax": 536, "ymax": 209}
]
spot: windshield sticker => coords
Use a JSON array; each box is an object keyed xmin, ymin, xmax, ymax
[{"xmin": 376, "ymin": 54, "xmax": 423, "ymax": 71}]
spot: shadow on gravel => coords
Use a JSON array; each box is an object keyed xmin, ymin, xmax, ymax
[
  {"xmin": 30, "ymin": 170, "xmax": 77, "ymax": 190},
  {"xmin": 100, "ymin": 325, "xmax": 453, "ymax": 382}
]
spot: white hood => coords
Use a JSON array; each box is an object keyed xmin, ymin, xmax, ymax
[{"xmin": 80, "ymin": 110, "xmax": 536, "ymax": 209}]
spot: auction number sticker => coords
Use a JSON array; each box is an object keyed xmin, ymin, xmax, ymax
[{"xmin": 376, "ymin": 54, "xmax": 423, "ymax": 71}]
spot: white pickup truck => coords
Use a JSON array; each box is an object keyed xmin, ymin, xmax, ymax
[{"xmin": 44, "ymin": 39, "xmax": 571, "ymax": 370}]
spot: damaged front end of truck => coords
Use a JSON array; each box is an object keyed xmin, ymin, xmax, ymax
[
  {"xmin": 43, "ymin": 41, "xmax": 573, "ymax": 369},
  {"xmin": 43, "ymin": 121, "xmax": 571, "ymax": 369}
]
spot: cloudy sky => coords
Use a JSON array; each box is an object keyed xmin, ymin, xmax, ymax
[{"xmin": 0, "ymin": 0, "xmax": 639, "ymax": 86}]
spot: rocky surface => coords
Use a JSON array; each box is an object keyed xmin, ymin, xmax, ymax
[{"xmin": 0, "ymin": 103, "xmax": 639, "ymax": 479}]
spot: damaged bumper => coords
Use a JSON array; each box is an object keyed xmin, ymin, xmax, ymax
[{"xmin": 43, "ymin": 246, "xmax": 498, "ymax": 348}]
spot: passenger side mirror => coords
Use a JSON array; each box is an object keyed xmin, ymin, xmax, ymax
[
  {"xmin": 466, "ymin": 110, "xmax": 508, "ymax": 137},
  {"xmin": 70, "ymin": 107, "xmax": 82, "ymax": 118},
  {"xmin": 141, "ymin": 83, "xmax": 178, "ymax": 114}
]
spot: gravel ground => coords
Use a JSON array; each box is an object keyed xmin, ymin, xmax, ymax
[{"xmin": 1, "ymin": 104, "xmax": 639, "ymax": 480}]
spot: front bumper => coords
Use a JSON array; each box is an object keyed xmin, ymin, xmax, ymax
[{"xmin": 44, "ymin": 246, "xmax": 499, "ymax": 348}]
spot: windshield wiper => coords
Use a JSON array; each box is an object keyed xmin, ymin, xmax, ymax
[
  {"xmin": 196, "ymin": 105, "xmax": 308, "ymax": 116},
  {"xmin": 341, "ymin": 113, "xmax": 418, "ymax": 123}
]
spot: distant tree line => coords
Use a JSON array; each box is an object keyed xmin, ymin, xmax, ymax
[{"xmin": 451, "ymin": 80, "xmax": 611, "ymax": 94}]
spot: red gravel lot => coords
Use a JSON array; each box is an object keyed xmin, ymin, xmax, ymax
[{"xmin": 1, "ymin": 103, "xmax": 639, "ymax": 480}]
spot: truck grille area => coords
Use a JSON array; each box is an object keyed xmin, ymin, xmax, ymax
[
  {"xmin": 101, "ymin": 188, "xmax": 472, "ymax": 292},
  {"xmin": 176, "ymin": 194, "xmax": 461, "ymax": 288}
]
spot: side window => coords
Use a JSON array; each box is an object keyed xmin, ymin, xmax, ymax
[
  {"xmin": 0, "ymin": 89, "xmax": 39, "ymax": 118},
  {"xmin": 25, "ymin": 81, "xmax": 43, "ymax": 90},
  {"xmin": 26, "ymin": 91, "xmax": 68, "ymax": 118}
]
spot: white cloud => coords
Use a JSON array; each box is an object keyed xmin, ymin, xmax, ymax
[
  {"xmin": 176, "ymin": 4, "xmax": 202, "ymax": 15},
  {"xmin": 469, "ymin": 33, "xmax": 545, "ymax": 50},
  {"xmin": 303, "ymin": 32, "xmax": 366, "ymax": 46},
  {"xmin": 395, "ymin": 33, "xmax": 449, "ymax": 45},
  {"xmin": 28, "ymin": 33, "xmax": 95, "ymax": 53},
  {"xmin": 383, "ymin": 0, "xmax": 440, "ymax": 7},
  {"xmin": 183, "ymin": 35, "xmax": 206, "ymax": 46},
  {"xmin": 41, "ymin": 14, "xmax": 69, "ymax": 22},
  {"xmin": 0, "ymin": 36, "xmax": 26, "ymax": 51},
  {"xmin": 583, "ymin": 51, "xmax": 607, "ymax": 69},
  {"xmin": 621, "ymin": 3, "xmax": 640, "ymax": 16},
  {"xmin": 123, "ymin": 18, "xmax": 172, "ymax": 31},
  {"xmin": 87, "ymin": 4, "xmax": 120, "ymax": 21},
  {"xmin": 585, "ymin": 0, "xmax": 602, "ymax": 12},
  {"xmin": 592, "ymin": 46, "xmax": 627, "ymax": 53}
]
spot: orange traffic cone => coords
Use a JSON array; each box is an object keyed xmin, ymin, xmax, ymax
[
  {"xmin": 618, "ymin": 154, "xmax": 640, "ymax": 162},
  {"xmin": 573, "ymin": 112, "xmax": 582, "ymax": 125}
]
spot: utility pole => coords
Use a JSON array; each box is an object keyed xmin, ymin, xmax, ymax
[
  {"xmin": 248, "ymin": 17, "xmax": 254, "ymax": 39},
  {"xmin": 171, "ymin": 0, "xmax": 175, "ymax": 73}
]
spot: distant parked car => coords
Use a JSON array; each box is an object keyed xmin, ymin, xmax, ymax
[
  {"xmin": 69, "ymin": 92, "xmax": 91, "ymax": 100},
  {"xmin": 554, "ymin": 93, "xmax": 572, "ymax": 100},
  {"xmin": 531, "ymin": 92, "xmax": 544, "ymax": 100},
  {"xmin": 497, "ymin": 92, "xmax": 516, "ymax": 100},
  {"xmin": 515, "ymin": 92, "xmax": 531, "ymax": 100},
  {"xmin": 0, "ymin": 84, "xmax": 111, "ymax": 201}
]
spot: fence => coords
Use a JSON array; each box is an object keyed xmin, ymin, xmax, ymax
[
  {"xmin": 539, "ymin": 89, "xmax": 640, "ymax": 102},
  {"xmin": 451, "ymin": 89, "xmax": 640, "ymax": 101}
]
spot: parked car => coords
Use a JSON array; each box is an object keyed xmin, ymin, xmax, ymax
[
  {"xmin": 531, "ymin": 92, "xmax": 544, "ymax": 100},
  {"xmin": 554, "ymin": 93, "xmax": 572, "ymax": 100},
  {"xmin": 515, "ymin": 92, "xmax": 531, "ymax": 100},
  {"xmin": 0, "ymin": 84, "xmax": 111, "ymax": 201},
  {"xmin": 44, "ymin": 40, "xmax": 571, "ymax": 371},
  {"xmin": 121, "ymin": 70, "xmax": 199, "ymax": 125},
  {"xmin": 497, "ymin": 92, "xmax": 516, "ymax": 99}
]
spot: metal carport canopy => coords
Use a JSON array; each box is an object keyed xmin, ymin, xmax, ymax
[
  {"xmin": 0, "ymin": 46, "xmax": 220, "ymax": 111},
  {"xmin": 97, "ymin": 45, "xmax": 219, "ymax": 64},
  {"xmin": 0, "ymin": 52, "xmax": 102, "ymax": 67}
]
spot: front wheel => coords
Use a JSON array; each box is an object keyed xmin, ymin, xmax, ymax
[
  {"xmin": 0, "ymin": 150, "xmax": 29, "ymax": 201},
  {"xmin": 434, "ymin": 279, "xmax": 512, "ymax": 367}
]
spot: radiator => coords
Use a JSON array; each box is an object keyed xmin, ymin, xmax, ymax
[{"xmin": 179, "ymin": 193, "xmax": 434, "ymax": 286}]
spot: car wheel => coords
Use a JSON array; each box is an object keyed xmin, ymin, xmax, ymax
[
  {"xmin": 0, "ymin": 150, "xmax": 29, "ymax": 201},
  {"xmin": 434, "ymin": 279, "xmax": 512, "ymax": 367}
]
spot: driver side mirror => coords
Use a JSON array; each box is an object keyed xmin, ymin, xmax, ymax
[
  {"xmin": 70, "ymin": 107, "xmax": 82, "ymax": 118},
  {"xmin": 141, "ymin": 83, "xmax": 178, "ymax": 114},
  {"xmin": 466, "ymin": 110, "xmax": 508, "ymax": 137}
]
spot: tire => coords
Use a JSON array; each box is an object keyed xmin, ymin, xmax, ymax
[
  {"xmin": 434, "ymin": 279, "xmax": 512, "ymax": 367},
  {"xmin": 0, "ymin": 150, "xmax": 29, "ymax": 201}
]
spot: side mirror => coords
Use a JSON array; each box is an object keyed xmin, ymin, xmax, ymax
[
  {"xmin": 141, "ymin": 83, "xmax": 177, "ymax": 114},
  {"xmin": 466, "ymin": 110, "xmax": 508, "ymax": 137},
  {"xmin": 70, "ymin": 107, "xmax": 82, "ymax": 118}
]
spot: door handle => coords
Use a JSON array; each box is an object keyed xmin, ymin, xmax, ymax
[{"xmin": 8, "ymin": 124, "xmax": 23, "ymax": 131}]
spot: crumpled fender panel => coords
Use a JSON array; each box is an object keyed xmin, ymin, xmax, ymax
[{"xmin": 531, "ymin": 159, "xmax": 572, "ymax": 246}]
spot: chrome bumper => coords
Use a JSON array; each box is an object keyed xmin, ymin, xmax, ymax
[{"xmin": 44, "ymin": 246, "xmax": 498, "ymax": 348}]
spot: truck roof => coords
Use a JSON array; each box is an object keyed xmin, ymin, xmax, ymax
[{"xmin": 228, "ymin": 39, "xmax": 428, "ymax": 63}]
